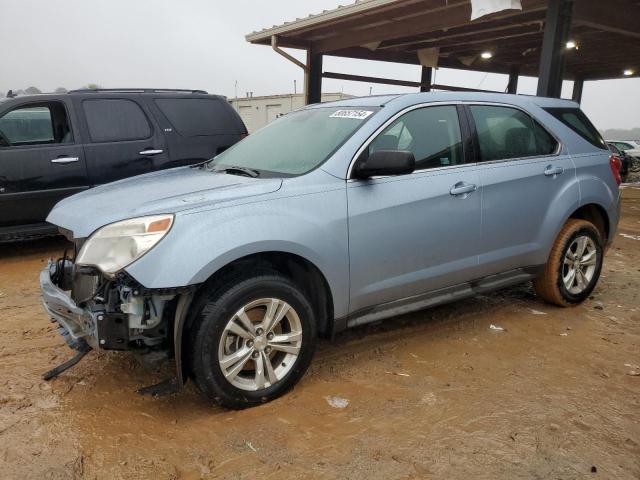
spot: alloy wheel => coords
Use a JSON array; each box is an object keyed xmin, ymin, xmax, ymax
[
  {"xmin": 562, "ymin": 235, "xmax": 598, "ymax": 295},
  {"xmin": 217, "ymin": 298, "xmax": 302, "ymax": 391}
]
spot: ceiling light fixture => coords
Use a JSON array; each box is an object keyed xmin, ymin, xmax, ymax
[
  {"xmin": 481, "ymin": 51, "xmax": 493, "ymax": 59},
  {"xmin": 623, "ymin": 69, "xmax": 634, "ymax": 76},
  {"xmin": 566, "ymin": 40, "xmax": 577, "ymax": 49}
]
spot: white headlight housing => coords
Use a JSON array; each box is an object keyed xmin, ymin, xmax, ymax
[{"xmin": 76, "ymin": 214, "xmax": 174, "ymax": 274}]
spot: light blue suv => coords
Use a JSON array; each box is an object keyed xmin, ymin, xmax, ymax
[{"xmin": 40, "ymin": 92, "xmax": 621, "ymax": 408}]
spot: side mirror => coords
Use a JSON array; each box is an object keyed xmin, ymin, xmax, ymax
[{"xmin": 353, "ymin": 149, "xmax": 415, "ymax": 179}]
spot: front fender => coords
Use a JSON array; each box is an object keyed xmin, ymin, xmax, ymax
[{"xmin": 125, "ymin": 187, "xmax": 350, "ymax": 317}]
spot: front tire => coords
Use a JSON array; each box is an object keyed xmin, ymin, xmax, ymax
[
  {"xmin": 189, "ymin": 272, "xmax": 317, "ymax": 409},
  {"xmin": 534, "ymin": 219, "xmax": 603, "ymax": 307}
]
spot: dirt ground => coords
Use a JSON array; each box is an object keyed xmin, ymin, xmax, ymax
[{"xmin": 1, "ymin": 187, "xmax": 639, "ymax": 480}]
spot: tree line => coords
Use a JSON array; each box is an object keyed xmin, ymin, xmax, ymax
[{"xmin": 0, "ymin": 84, "xmax": 101, "ymax": 97}]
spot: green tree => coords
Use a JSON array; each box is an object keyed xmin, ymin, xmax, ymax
[
  {"xmin": 54, "ymin": 87, "xmax": 68, "ymax": 93},
  {"xmin": 24, "ymin": 86, "xmax": 42, "ymax": 95}
]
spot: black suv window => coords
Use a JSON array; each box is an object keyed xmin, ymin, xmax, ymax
[
  {"xmin": 155, "ymin": 98, "xmax": 235, "ymax": 136},
  {"xmin": 470, "ymin": 105, "xmax": 558, "ymax": 161},
  {"xmin": 0, "ymin": 102, "xmax": 72, "ymax": 147},
  {"xmin": 83, "ymin": 99, "xmax": 151, "ymax": 142},
  {"xmin": 368, "ymin": 105, "xmax": 463, "ymax": 170},
  {"xmin": 544, "ymin": 107, "xmax": 607, "ymax": 150}
]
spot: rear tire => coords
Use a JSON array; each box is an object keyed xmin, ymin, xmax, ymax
[
  {"xmin": 534, "ymin": 219, "xmax": 603, "ymax": 307},
  {"xmin": 188, "ymin": 272, "xmax": 317, "ymax": 409}
]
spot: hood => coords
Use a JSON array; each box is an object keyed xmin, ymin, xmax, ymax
[{"xmin": 47, "ymin": 166, "xmax": 282, "ymax": 238}]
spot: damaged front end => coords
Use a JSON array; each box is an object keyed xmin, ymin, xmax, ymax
[{"xmin": 40, "ymin": 251, "xmax": 194, "ymax": 391}]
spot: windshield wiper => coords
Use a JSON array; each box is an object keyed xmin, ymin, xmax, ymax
[{"xmin": 216, "ymin": 166, "xmax": 260, "ymax": 178}]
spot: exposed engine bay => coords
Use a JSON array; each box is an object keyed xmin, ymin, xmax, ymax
[
  {"xmin": 55, "ymin": 254, "xmax": 178, "ymax": 349},
  {"xmin": 41, "ymin": 249, "xmax": 194, "ymax": 389}
]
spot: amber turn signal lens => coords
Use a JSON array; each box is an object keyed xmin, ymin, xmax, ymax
[{"xmin": 147, "ymin": 218, "xmax": 172, "ymax": 233}]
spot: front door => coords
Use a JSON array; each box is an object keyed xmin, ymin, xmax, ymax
[
  {"xmin": 0, "ymin": 100, "xmax": 88, "ymax": 227},
  {"xmin": 347, "ymin": 105, "xmax": 482, "ymax": 313}
]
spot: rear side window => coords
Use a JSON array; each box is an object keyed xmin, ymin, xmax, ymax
[
  {"xmin": 544, "ymin": 107, "xmax": 607, "ymax": 149},
  {"xmin": 470, "ymin": 105, "xmax": 558, "ymax": 161},
  {"xmin": 155, "ymin": 98, "xmax": 236, "ymax": 136},
  {"xmin": 83, "ymin": 99, "xmax": 151, "ymax": 142}
]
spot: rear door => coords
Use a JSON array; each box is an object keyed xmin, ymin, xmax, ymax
[
  {"xmin": 466, "ymin": 103, "xmax": 577, "ymax": 274},
  {"xmin": 74, "ymin": 95, "xmax": 169, "ymax": 185},
  {"xmin": 146, "ymin": 96, "xmax": 246, "ymax": 169},
  {"xmin": 0, "ymin": 99, "xmax": 88, "ymax": 227}
]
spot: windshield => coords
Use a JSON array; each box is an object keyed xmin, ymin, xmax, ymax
[{"xmin": 210, "ymin": 106, "xmax": 378, "ymax": 176}]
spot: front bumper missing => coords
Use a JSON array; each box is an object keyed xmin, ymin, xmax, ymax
[
  {"xmin": 40, "ymin": 261, "xmax": 98, "ymax": 344},
  {"xmin": 40, "ymin": 259, "xmax": 193, "ymax": 392}
]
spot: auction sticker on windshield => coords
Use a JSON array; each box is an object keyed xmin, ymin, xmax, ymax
[{"xmin": 329, "ymin": 110, "xmax": 374, "ymax": 120}]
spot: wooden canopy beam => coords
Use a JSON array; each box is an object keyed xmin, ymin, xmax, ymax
[
  {"xmin": 307, "ymin": 49, "xmax": 323, "ymax": 104},
  {"xmin": 507, "ymin": 66, "xmax": 520, "ymax": 93},
  {"xmin": 573, "ymin": 0, "xmax": 640, "ymax": 40},
  {"xmin": 291, "ymin": 0, "xmax": 435, "ymax": 40},
  {"xmin": 377, "ymin": 10, "xmax": 547, "ymax": 51},
  {"xmin": 322, "ymin": 71, "xmax": 499, "ymax": 93},
  {"xmin": 572, "ymin": 78, "xmax": 584, "ymax": 103},
  {"xmin": 420, "ymin": 67, "xmax": 433, "ymax": 92},
  {"xmin": 322, "ymin": 71, "xmax": 425, "ymax": 88},
  {"xmin": 537, "ymin": 0, "xmax": 573, "ymax": 97},
  {"xmin": 314, "ymin": 0, "xmax": 547, "ymax": 54},
  {"xmin": 327, "ymin": 46, "xmax": 516, "ymax": 75}
]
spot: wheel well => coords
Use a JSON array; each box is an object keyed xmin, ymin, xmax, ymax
[
  {"xmin": 193, "ymin": 252, "xmax": 334, "ymax": 338},
  {"xmin": 568, "ymin": 204, "xmax": 609, "ymax": 243}
]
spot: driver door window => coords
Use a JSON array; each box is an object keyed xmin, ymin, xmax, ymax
[
  {"xmin": 367, "ymin": 105, "xmax": 463, "ymax": 170},
  {"xmin": 0, "ymin": 102, "xmax": 73, "ymax": 147}
]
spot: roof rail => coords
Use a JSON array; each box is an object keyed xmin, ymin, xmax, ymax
[{"xmin": 67, "ymin": 88, "xmax": 208, "ymax": 94}]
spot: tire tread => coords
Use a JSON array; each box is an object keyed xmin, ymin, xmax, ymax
[
  {"xmin": 533, "ymin": 219, "xmax": 602, "ymax": 307},
  {"xmin": 188, "ymin": 270, "xmax": 316, "ymax": 409}
]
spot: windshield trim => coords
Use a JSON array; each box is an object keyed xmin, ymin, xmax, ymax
[{"xmin": 210, "ymin": 105, "xmax": 381, "ymax": 178}]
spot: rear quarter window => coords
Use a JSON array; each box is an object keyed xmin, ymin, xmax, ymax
[
  {"xmin": 155, "ymin": 98, "xmax": 238, "ymax": 136},
  {"xmin": 544, "ymin": 107, "xmax": 607, "ymax": 150},
  {"xmin": 83, "ymin": 99, "xmax": 151, "ymax": 142}
]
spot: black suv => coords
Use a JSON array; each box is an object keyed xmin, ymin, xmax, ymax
[{"xmin": 0, "ymin": 89, "xmax": 247, "ymax": 241}]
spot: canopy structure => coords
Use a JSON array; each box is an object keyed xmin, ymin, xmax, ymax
[{"xmin": 246, "ymin": 0, "xmax": 640, "ymax": 104}]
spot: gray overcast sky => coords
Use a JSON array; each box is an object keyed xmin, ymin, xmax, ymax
[{"xmin": 1, "ymin": 0, "xmax": 638, "ymax": 130}]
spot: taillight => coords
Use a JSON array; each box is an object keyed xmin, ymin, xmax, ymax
[{"xmin": 609, "ymin": 154, "xmax": 622, "ymax": 186}]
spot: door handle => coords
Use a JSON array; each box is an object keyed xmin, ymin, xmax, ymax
[
  {"xmin": 450, "ymin": 182, "xmax": 477, "ymax": 196},
  {"xmin": 51, "ymin": 156, "xmax": 79, "ymax": 164},
  {"xmin": 544, "ymin": 165, "xmax": 564, "ymax": 177},
  {"xmin": 139, "ymin": 149, "xmax": 163, "ymax": 156}
]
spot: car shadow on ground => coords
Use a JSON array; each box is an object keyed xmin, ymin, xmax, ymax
[{"xmin": 103, "ymin": 281, "xmax": 543, "ymax": 415}]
